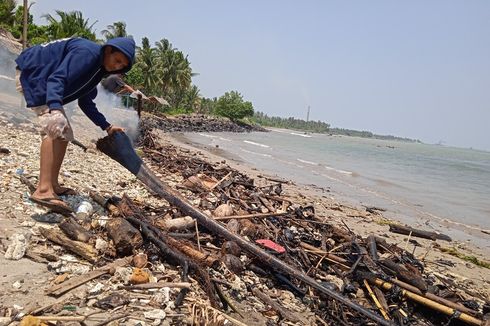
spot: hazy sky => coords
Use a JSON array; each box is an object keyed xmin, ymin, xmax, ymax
[{"xmin": 30, "ymin": 1, "xmax": 490, "ymax": 150}]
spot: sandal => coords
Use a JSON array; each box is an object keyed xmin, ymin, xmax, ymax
[{"xmin": 29, "ymin": 196, "xmax": 74, "ymax": 216}]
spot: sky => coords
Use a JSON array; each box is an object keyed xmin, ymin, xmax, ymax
[{"xmin": 29, "ymin": 1, "xmax": 490, "ymax": 150}]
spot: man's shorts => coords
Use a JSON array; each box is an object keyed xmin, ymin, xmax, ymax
[{"xmin": 16, "ymin": 69, "xmax": 74, "ymax": 141}]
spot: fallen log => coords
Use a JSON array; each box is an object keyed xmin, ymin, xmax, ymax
[
  {"xmin": 96, "ymin": 132, "xmax": 394, "ymax": 326},
  {"xmin": 59, "ymin": 218, "xmax": 92, "ymax": 243},
  {"xmin": 106, "ymin": 217, "xmax": 143, "ymax": 256},
  {"xmin": 39, "ymin": 227, "xmax": 97, "ymax": 263},
  {"xmin": 389, "ymin": 224, "xmax": 452, "ymax": 242}
]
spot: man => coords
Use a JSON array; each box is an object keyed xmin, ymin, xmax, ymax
[{"xmin": 15, "ymin": 37, "xmax": 135, "ymax": 214}]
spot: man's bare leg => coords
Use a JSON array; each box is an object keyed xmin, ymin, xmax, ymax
[
  {"xmin": 31, "ymin": 137, "xmax": 69, "ymax": 207},
  {"xmin": 51, "ymin": 138, "xmax": 69, "ymax": 194}
]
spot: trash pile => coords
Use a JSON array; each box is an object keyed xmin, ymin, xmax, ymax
[{"xmin": 1, "ymin": 120, "xmax": 489, "ymax": 326}]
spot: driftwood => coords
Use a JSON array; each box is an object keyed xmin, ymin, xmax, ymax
[
  {"xmin": 158, "ymin": 216, "xmax": 195, "ymax": 231},
  {"xmin": 369, "ymin": 278, "xmax": 484, "ymax": 326},
  {"xmin": 214, "ymin": 211, "xmax": 288, "ymax": 221},
  {"xmin": 380, "ymin": 259, "xmax": 427, "ymax": 292},
  {"xmin": 366, "ymin": 234, "xmax": 378, "ymax": 261},
  {"xmin": 46, "ymin": 257, "xmax": 131, "ymax": 296},
  {"xmin": 251, "ymin": 287, "xmax": 306, "ymax": 323},
  {"xmin": 386, "ymin": 275, "xmax": 478, "ymax": 315},
  {"xmin": 363, "ymin": 279, "xmax": 390, "ymax": 320},
  {"xmin": 96, "ymin": 132, "xmax": 394, "ymax": 326},
  {"xmin": 59, "ymin": 218, "xmax": 92, "ymax": 243},
  {"xmin": 389, "ymin": 224, "xmax": 452, "ymax": 242},
  {"xmin": 39, "ymin": 227, "xmax": 97, "ymax": 263},
  {"xmin": 121, "ymin": 282, "xmax": 192, "ymax": 290},
  {"xmin": 89, "ymin": 190, "xmax": 120, "ymax": 216},
  {"xmin": 106, "ymin": 218, "xmax": 143, "ymax": 256}
]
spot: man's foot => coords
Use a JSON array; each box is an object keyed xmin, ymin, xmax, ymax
[{"xmin": 29, "ymin": 195, "xmax": 74, "ymax": 216}]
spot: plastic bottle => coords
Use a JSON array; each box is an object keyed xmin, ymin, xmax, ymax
[{"xmin": 76, "ymin": 201, "xmax": 93, "ymax": 221}]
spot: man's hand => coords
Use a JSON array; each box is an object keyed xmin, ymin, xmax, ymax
[
  {"xmin": 38, "ymin": 109, "xmax": 69, "ymax": 139},
  {"xmin": 105, "ymin": 125, "xmax": 125, "ymax": 135}
]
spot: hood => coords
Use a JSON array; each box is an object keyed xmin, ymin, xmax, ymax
[{"xmin": 102, "ymin": 37, "xmax": 136, "ymax": 73}]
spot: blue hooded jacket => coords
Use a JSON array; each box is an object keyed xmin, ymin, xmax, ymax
[{"xmin": 15, "ymin": 37, "xmax": 135, "ymax": 130}]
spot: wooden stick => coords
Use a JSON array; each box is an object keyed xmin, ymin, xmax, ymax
[
  {"xmin": 209, "ymin": 172, "xmax": 232, "ymax": 190},
  {"xmin": 363, "ymin": 279, "xmax": 390, "ymax": 320},
  {"xmin": 122, "ymin": 282, "xmax": 192, "ymax": 290},
  {"xmin": 36, "ymin": 316, "xmax": 86, "ymax": 321},
  {"xmin": 46, "ymin": 257, "xmax": 131, "ymax": 296},
  {"xmin": 214, "ymin": 211, "xmax": 288, "ymax": 221},
  {"xmin": 370, "ymin": 278, "xmax": 484, "ymax": 326},
  {"xmin": 195, "ymin": 220, "xmax": 201, "ymax": 252}
]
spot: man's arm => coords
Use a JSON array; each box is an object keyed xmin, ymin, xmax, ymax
[{"xmin": 78, "ymin": 88, "xmax": 111, "ymax": 131}]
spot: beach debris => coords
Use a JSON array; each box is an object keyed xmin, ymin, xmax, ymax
[
  {"xmin": 5, "ymin": 233, "xmax": 28, "ymax": 260},
  {"xmin": 255, "ymin": 239, "xmax": 286, "ymax": 254},
  {"xmin": 389, "ymin": 223, "xmax": 452, "ymax": 242},
  {"xmin": 3, "ymin": 115, "xmax": 487, "ymax": 326}
]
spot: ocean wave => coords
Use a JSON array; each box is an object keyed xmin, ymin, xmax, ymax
[
  {"xmin": 240, "ymin": 148, "xmax": 272, "ymax": 157},
  {"xmin": 297, "ymin": 158, "xmax": 317, "ymax": 165},
  {"xmin": 290, "ymin": 132, "xmax": 312, "ymax": 138},
  {"xmin": 219, "ymin": 137, "xmax": 232, "ymax": 142},
  {"xmin": 323, "ymin": 165, "xmax": 353, "ymax": 175},
  {"xmin": 243, "ymin": 140, "xmax": 270, "ymax": 148}
]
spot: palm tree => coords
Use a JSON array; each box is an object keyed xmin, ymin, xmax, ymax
[
  {"xmin": 155, "ymin": 44, "xmax": 193, "ymax": 96},
  {"xmin": 43, "ymin": 10, "xmax": 97, "ymax": 40},
  {"xmin": 185, "ymin": 85, "xmax": 201, "ymax": 112},
  {"xmin": 135, "ymin": 37, "xmax": 157, "ymax": 93},
  {"xmin": 0, "ymin": 0, "xmax": 16, "ymax": 28},
  {"xmin": 101, "ymin": 21, "xmax": 130, "ymax": 41}
]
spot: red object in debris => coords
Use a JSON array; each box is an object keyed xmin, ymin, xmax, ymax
[{"xmin": 255, "ymin": 239, "xmax": 286, "ymax": 254}]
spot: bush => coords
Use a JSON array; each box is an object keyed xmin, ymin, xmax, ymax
[{"xmin": 214, "ymin": 91, "xmax": 254, "ymax": 121}]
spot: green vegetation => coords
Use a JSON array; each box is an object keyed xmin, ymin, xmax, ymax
[
  {"xmin": 439, "ymin": 247, "xmax": 490, "ymax": 269},
  {"xmin": 215, "ymin": 91, "xmax": 254, "ymax": 121},
  {"xmin": 252, "ymin": 111, "xmax": 420, "ymax": 142},
  {"xmin": 252, "ymin": 111, "xmax": 330, "ymax": 133}
]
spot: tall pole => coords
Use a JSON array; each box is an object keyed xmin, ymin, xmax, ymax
[
  {"xmin": 306, "ymin": 105, "xmax": 310, "ymax": 122},
  {"xmin": 22, "ymin": 0, "xmax": 28, "ymax": 49}
]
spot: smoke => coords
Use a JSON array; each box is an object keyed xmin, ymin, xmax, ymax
[{"xmin": 92, "ymin": 85, "xmax": 140, "ymax": 141}]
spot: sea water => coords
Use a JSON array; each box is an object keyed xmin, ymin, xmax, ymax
[{"xmin": 184, "ymin": 129, "xmax": 490, "ymax": 245}]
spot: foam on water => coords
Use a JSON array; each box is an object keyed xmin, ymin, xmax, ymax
[{"xmin": 243, "ymin": 140, "xmax": 270, "ymax": 148}]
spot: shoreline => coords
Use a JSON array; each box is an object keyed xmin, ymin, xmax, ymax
[
  {"xmin": 166, "ymin": 132, "xmax": 490, "ymax": 264},
  {"xmin": 169, "ymin": 131, "xmax": 490, "ymax": 249}
]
